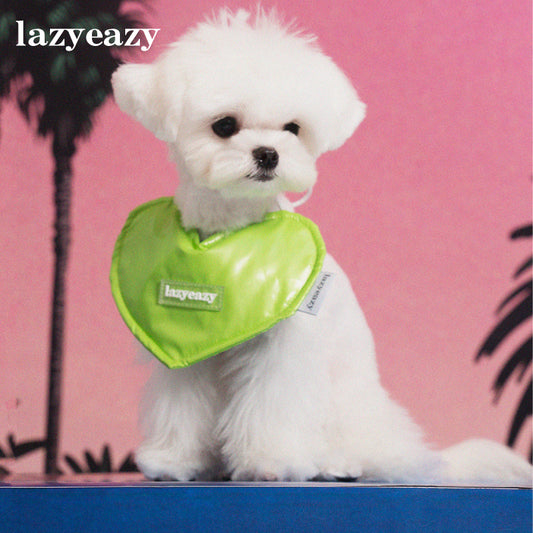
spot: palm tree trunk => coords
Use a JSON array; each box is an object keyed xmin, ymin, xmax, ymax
[{"xmin": 44, "ymin": 116, "xmax": 75, "ymax": 475}]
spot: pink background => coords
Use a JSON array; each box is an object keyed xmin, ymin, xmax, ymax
[{"xmin": 1, "ymin": 0, "xmax": 531, "ymax": 473}]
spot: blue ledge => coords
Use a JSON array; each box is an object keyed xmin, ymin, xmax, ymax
[{"xmin": 1, "ymin": 476, "xmax": 531, "ymax": 533}]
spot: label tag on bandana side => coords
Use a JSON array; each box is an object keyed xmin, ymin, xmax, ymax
[
  {"xmin": 298, "ymin": 271, "xmax": 335, "ymax": 316},
  {"xmin": 158, "ymin": 280, "xmax": 224, "ymax": 311}
]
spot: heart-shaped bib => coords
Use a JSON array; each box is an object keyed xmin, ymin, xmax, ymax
[{"xmin": 110, "ymin": 197, "xmax": 325, "ymax": 368}]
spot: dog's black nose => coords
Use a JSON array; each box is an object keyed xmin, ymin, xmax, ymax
[{"xmin": 252, "ymin": 147, "xmax": 279, "ymax": 170}]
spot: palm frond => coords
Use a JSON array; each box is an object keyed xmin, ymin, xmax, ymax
[
  {"xmin": 7, "ymin": 434, "xmax": 46, "ymax": 458},
  {"xmin": 514, "ymin": 257, "xmax": 532, "ymax": 278},
  {"xmin": 476, "ymin": 288, "xmax": 531, "ymax": 359},
  {"xmin": 0, "ymin": 433, "xmax": 46, "ymax": 478},
  {"xmin": 508, "ymin": 381, "xmax": 532, "ymax": 447},
  {"xmin": 497, "ymin": 279, "xmax": 532, "ymax": 312},
  {"xmin": 64, "ymin": 454, "xmax": 83, "ymax": 473},
  {"xmin": 493, "ymin": 336, "xmax": 532, "ymax": 401},
  {"xmin": 511, "ymin": 224, "xmax": 532, "ymax": 239},
  {"xmin": 118, "ymin": 453, "xmax": 139, "ymax": 472}
]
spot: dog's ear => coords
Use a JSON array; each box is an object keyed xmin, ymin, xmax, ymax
[
  {"xmin": 322, "ymin": 87, "xmax": 366, "ymax": 153},
  {"xmin": 311, "ymin": 59, "xmax": 366, "ymax": 155},
  {"xmin": 111, "ymin": 62, "xmax": 183, "ymax": 142}
]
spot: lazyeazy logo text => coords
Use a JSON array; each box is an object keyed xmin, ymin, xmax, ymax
[
  {"xmin": 158, "ymin": 281, "xmax": 223, "ymax": 312},
  {"xmin": 164, "ymin": 285, "xmax": 218, "ymax": 305},
  {"xmin": 15, "ymin": 20, "xmax": 159, "ymax": 52}
]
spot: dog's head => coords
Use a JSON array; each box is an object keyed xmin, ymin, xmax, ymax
[{"xmin": 112, "ymin": 9, "xmax": 365, "ymax": 200}]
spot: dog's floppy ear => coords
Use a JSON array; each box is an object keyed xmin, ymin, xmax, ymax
[
  {"xmin": 311, "ymin": 58, "xmax": 366, "ymax": 155},
  {"xmin": 323, "ymin": 86, "xmax": 366, "ymax": 153},
  {"xmin": 112, "ymin": 62, "xmax": 183, "ymax": 142}
]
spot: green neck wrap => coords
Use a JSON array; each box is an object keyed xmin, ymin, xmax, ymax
[{"xmin": 110, "ymin": 197, "xmax": 326, "ymax": 368}]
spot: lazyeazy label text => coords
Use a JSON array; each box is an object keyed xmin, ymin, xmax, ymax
[{"xmin": 15, "ymin": 20, "xmax": 159, "ymax": 52}]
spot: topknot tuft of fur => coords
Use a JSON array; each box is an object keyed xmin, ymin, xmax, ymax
[{"xmin": 198, "ymin": 7, "xmax": 318, "ymax": 47}]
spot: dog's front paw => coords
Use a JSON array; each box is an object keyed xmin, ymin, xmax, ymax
[
  {"xmin": 230, "ymin": 456, "xmax": 320, "ymax": 482},
  {"xmin": 136, "ymin": 444, "xmax": 218, "ymax": 481},
  {"xmin": 315, "ymin": 457, "xmax": 363, "ymax": 482}
]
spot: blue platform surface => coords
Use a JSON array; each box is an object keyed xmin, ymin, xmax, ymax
[{"xmin": 1, "ymin": 475, "xmax": 532, "ymax": 533}]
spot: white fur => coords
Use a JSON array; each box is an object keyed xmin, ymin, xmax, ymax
[{"xmin": 112, "ymin": 9, "xmax": 532, "ymax": 485}]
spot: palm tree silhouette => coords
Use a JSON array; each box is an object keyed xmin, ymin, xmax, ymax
[
  {"xmin": 476, "ymin": 223, "xmax": 532, "ymax": 462},
  {"xmin": 0, "ymin": 0, "xmax": 146, "ymax": 474}
]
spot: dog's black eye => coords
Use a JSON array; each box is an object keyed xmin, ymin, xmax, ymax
[
  {"xmin": 212, "ymin": 116, "xmax": 239, "ymax": 138},
  {"xmin": 283, "ymin": 122, "xmax": 300, "ymax": 136}
]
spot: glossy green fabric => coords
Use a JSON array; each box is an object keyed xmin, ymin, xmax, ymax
[{"xmin": 110, "ymin": 197, "xmax": 326, "ymax": 368}]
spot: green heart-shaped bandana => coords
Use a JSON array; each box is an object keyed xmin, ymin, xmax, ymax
[{"xmin": 110, "ymin": 197, "xmax": 326, "ymax": 368}]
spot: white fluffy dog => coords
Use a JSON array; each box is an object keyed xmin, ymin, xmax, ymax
[{"xmin": 112, "ymin": 9, "xmax": 531, "ymax": 484}]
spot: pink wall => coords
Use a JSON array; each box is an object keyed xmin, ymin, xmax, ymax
[{"xmin": 1, "ymin": 0, "xmax": 531, "ymax": 473}]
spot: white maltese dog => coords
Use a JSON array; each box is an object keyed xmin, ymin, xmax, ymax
[{"xmin": 111, "ymin": 9, "xmax": 531, "ymax": 484}]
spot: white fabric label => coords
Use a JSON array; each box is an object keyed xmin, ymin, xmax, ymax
[{"xmin": 298, "ymin": 271, "xmax": 335, "ymax": 315}]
